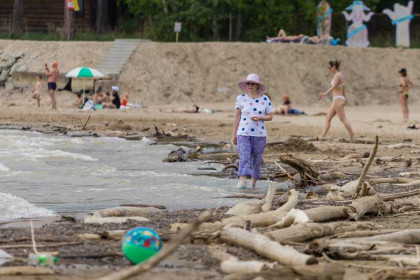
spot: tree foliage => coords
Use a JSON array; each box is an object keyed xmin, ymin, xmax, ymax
[{"xmin": 117, "ymin": 0, "xmax": 415, "ymax": 41}]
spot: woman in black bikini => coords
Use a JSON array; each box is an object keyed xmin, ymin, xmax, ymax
[{"xmin": 398, "ymin": 68, "xmax": 413, "ymax": 122}]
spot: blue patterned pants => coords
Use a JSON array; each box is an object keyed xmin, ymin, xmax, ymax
[{"xmin": 237, "ymin": 135, "xmax": 266, "ymax": 179}]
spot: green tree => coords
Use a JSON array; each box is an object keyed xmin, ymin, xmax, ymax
[{"xmin": 117, "ymin": 0, "xmax": 401, "ymax": 42}]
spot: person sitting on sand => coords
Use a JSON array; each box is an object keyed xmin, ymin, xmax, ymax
[
  {"xmin": 273, "ymin": 95, "xmax": 306, "ymax": 115},
  {"xmin": 103, "ymin": 86, "xmax": 121, "ymax": 109},
  {"xmin": 73, "ymin": 91, "xmax": 89, "ymax": 109},
  {"xmin": 121, "ymin": 93, "xmax": 128, "ymax": 107},
  {"xmin": 92, "ymin": 87, "xmax": 107, "ymax": 105},
  {"xmin": 32, "ymin": 75, "xmax": 42, "ymax": 108}
]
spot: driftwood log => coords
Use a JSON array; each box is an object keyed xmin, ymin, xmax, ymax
[
  {"xmin": 352, "ymin": 229, "xmax": 420, "ymax": 244},
  {"xmin": 208, "ymin": 246, "xmax": 275, "ymax": 274},
  {"xmin": 266, "ymin": 221, "xmax": 378, "ymax": 243},
  {"xmin": 278, "ymin": 154, "xmax": 320, "ymax": 186},
  {"xmin": 353, "ymin": 136, "xmax": 379, "ymax": 198},
  {"xmin": 0, "ymin": 267, "xmax": 55, "ymax": 276},
  {"xmin": 225, "ymin": 183, "xmax": 277, "ymax": 216},
  {"xmin": 221, "ymin": 227, "xmax": 318, "ymax": 266},
  {"xmin": 171, "ymin": 190, "xmax": 299, "ymax": 233},
  {"xmin": 222, "ymin": 189, "xmax": 299, "ymax": 228},
  {"xmin": 261, "ymin": 182, "xmax": 276, "ymax": 212}
]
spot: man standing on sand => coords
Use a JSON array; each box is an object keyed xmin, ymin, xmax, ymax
[{"xmin": 45, "ymin": 61, "xmax": 59, "ymax": 110}]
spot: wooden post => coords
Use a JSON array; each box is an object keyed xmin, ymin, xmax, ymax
[
  {"xmin": 64, "ymin": 0, "xmax": 75, "ymax": 40},
  {"xmin": 96, "ymin": 0, "xmax": 109, "ymax": 33},
  {"xmin": 12, "ymin": 0, "xmax": 24, "ymax": 36},
  {"xmin": 229, "ymin": 13, "xmax": 232, "ymax": 41}
]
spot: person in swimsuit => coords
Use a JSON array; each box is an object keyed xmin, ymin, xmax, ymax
[
  {"xmin": 266, "ymin": 29, "xmax": 304, "ymax": 42},
  {"xmin": 318, "ymin": 60, "xmax": 354, "ymax": 140},
  {"xmin": 45, "ymin": 61, "xmax": 59, "ymax": 110},
  {"xmin": 273, "ymin": 95, "xmax": 306, "ymax": 116},
  {"xmin": 32, "ymin": 75, "xmax": 42, "ymax": 108},
  {"xmin": 398, "ymin": 68, "xmax": 413, "ymax": 122}
]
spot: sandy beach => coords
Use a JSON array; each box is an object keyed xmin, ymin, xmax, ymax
[{"xmin": 1, "ymin": 41, "xmax": 420, "ymax": 279}]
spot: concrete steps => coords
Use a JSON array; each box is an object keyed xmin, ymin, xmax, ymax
[{"xmin": 97, "ymin": 39, "xmax": 150, "ymax": 77}]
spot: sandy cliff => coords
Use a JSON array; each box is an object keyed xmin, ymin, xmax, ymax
[{"xmin": 0, "ymin": 40, "xmax": 418, "ymax": 106}]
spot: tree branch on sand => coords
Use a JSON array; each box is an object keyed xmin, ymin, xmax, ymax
[
  {"xmin": 278, "ymin": 154, "xmax": 320, "ymax": 187},
  {"xmin": 353, "ymin": 136, "xmax": 379, "ymax": 198}
]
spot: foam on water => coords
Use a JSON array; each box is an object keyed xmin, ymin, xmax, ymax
[
  {"xmin": 0, "ymin": 129, "xmax": 252, "ymax": 217},
  {"xmin": 0, "ymin": 193, "xmax": 56, "ymax": 222},
  {"xmin": 15, "ymin": 148, "xmax": 96, "ymax": 161},
  {"xmin": 0, "ymin": 163, "xmax": 10, "ymax": 172}
]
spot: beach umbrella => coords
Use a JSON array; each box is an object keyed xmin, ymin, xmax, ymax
[{"xmin": 65, "ymin": 67, "xmax": 105, "ymax": 102}]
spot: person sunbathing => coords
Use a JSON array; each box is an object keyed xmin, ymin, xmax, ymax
[
  {"xmin": 267, "ymin": 29, "xmax": 334, "ymax": 45},
  {"xmin": 159, "ymin": 104, "xmax": 201, "ymax": 113},
  {"xmin": 273, "ymin": 96, "xmax": 306, "ymax": 116},
  {"xmin": 266, "ymin": 29, "xmax": 304, "ymax": 42},
  {"xmin": 303, "ymin": 34, "xmax": 332, "ymax": 44}
]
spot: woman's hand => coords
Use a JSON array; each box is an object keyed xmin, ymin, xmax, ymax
[
  {"xmin": 231, "ymin": 135, "xmax": 237, "ymax": 145},
  {"xmin": 317, "ymin": 92, "xmax": 324, "ymax": 100},
  {"xmin": 251, "ymin": 116, "xmax": 260, "ymax": 121}
]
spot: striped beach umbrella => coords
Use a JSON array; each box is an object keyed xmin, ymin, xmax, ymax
[
  {"xmin": 65, "ymin": 67, "xmax": 104, "ymax": 78},
  {"xmin": 65, "ymin": 67, "xmax": 104, "ymax": 103}
]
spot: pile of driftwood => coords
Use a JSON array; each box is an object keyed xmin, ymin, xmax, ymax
[{"xmin": 90, "ymin": 136, "xmax": 420, "ymax": 280}]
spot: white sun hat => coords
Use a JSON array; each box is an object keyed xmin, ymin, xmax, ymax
[
  {"xmin": 238, "ymin": 73, "xmax": 266, "ymax": 93},
  {"xmin": 111, "ymin": 86, "xmax": 120, "ymax": 92}
]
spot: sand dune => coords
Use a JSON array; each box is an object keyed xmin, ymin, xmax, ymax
[{"xmin": 0, "ymin": 40, "xmax": 418, "ymax": 106}]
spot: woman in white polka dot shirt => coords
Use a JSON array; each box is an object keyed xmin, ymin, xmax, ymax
[{"xmin": 232, "ymin": 74, "xmax": 273, "ymax": 189}]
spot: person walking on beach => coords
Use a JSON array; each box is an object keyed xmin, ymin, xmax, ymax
[
  {"xmin": 319, "ymin": 60, "xmax": 354, "ymax": 140},
  {"xmin": 45, "ymin": 61, "xmax": 59, "ymax": 110},
  {"xmin": 398, "ymin": 68, "xmax": 413, "ymax": 122},
  {"xmin": 32, "ymin": 75, "xmax": 42, "ymax": 108},
  {"xmin": 232, "ymin": 74, "xmax": 273, "ymax": 189}
]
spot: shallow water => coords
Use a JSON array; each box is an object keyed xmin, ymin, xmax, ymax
[{"xmin": 0, "ymin": 130, "xmax": 268, "ymax": 222}]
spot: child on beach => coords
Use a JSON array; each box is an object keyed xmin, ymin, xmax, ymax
[
  {"xmin": 398, "ymin": 68, "xmax": 413, "ymax": 122},
  {"xmin": 121, "ymin": 93, "xmax": 128, "ymax": 107},
  {"xmin": 32, "ymin": 75, "xmax": 42, "ymax": 108},
  {"xmin": 232, "ymin": 74, "xmax": 273, "ymax": 189}
]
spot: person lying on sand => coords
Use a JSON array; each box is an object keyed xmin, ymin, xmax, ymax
[
  {"xmin": 266, "ymin": 29, "xmax": 304, "ymax": 41},
  {"xmin": 159, "ymin": 104, "xmax": 210, "ymax": 113},
  {"xmin": 267, "ymin": 29, "xmax": 334, "ymax": 45},
  {"xmin": 303, "ymin": 34, "xmax": 332, "ymax": 44},
  {"xmin": 32, "ymin": 75, "xmax": 42, "ymax": 108},
  {"xmin": 273, "ymin": 95, "xmax": 306, "ymax": 116}
]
